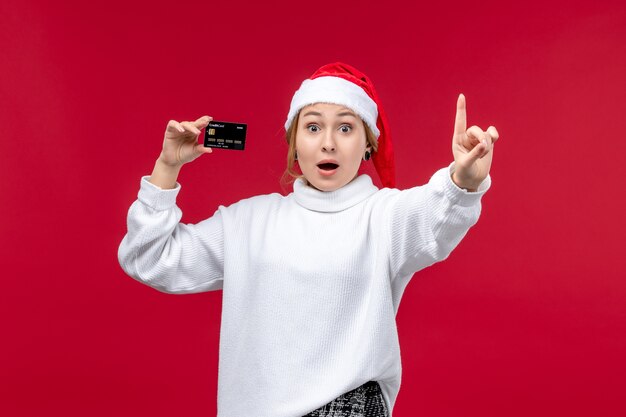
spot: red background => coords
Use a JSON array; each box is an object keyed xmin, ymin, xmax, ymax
[{"xmin": 1, "ymin": 1, "xmax": 625, "ymax": 416}]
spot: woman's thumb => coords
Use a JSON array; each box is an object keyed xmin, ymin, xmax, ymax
[{"xmin": 464, "ymin": 140, "xmax": 487, "ymax": 164}]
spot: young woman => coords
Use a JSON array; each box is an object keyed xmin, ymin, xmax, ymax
[{"xmin": 118, "ymin": 62, "xmax": 500, "ymax": 417}]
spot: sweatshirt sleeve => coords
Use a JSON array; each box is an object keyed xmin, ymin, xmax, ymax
[
  {"xmin": 388, "ymin": 162, "xmax": 491, "ymax": 281},
  {"xmin": 117, "ymin": 176, "xmax": 224, "ymax": 294}
]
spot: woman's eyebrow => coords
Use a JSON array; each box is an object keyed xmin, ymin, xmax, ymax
[{"xmin": 302, "ymin": 111, "xmax": 357, "ymax": 118}]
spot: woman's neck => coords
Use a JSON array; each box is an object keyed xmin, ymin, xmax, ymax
[{"xmin": 293, "ymin": 174, "xmax": 378, "ymax": 213}]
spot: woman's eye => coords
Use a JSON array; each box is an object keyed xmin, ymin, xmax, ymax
[
  {"xmin": 340, "ymin": 125, "xmax": 352, "ymax": 133},
  {"xmin": 307, "ymin": 125, "xmax": 320, "ymax": 133}
]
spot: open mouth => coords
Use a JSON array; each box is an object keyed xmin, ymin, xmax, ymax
[{"xmin": 317, "ymin": 163, "xmax": 339, "ymax": 171}]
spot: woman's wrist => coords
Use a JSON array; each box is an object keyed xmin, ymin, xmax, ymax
[
  {"xmin": 451, "ymin": 171, "xmax": 478, "ymax": 192},
  {"xmin": 149, "ymin": 157, "xmax": 183, "ymax": 190}
]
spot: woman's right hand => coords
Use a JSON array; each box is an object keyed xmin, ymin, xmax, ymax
[{"xmin": 158, "ymin": 115, "xmax": 213, "ymax": 167}]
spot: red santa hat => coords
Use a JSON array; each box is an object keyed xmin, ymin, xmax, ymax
[{"xmin": 284, "ymin": 62, "xmax": 396, "ymax": 188}]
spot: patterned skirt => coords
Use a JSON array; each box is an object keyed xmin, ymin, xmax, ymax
[{"xmin": 302, "ymin": 381, "xmax": 389, "ymax": 417}]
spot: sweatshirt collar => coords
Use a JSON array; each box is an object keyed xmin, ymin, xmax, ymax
[{"xmin": 292, "ymin": 174, "xmax": 379, "ymax": 212}]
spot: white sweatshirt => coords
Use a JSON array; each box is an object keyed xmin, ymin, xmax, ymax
[{"xmin": 118, "ymin": 163, "xmax": 490, "ymax": 417}]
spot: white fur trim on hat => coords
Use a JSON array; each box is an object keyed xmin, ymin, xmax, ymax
[{"xmin": 284, "ymin": 76, "xmax": 380, "ymax": 138}]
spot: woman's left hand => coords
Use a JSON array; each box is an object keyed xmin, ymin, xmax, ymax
[{"xmin": 450, "ymin": 94, "xmax": 500, "ymax": 192}]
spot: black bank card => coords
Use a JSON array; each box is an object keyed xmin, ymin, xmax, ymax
[{"xmin": 203, "ymin": 120, "xmax": 247, "ymax": 150}]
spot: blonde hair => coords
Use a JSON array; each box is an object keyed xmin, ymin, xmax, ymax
[{"xmin": 283, "ymin": 110, "xmax": 379, "ymax": 184}]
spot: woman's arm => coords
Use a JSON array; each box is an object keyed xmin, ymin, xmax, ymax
[
  {"xmin": 117, "ymin": 115, "xmax": 224, "ymax": 294},
  {"xmin": 387, "ymin": 164, "xmax": 490, "ymax": 281},
  {"xmin": 117, "ymin": 175, "xmax": 225, "ymax": 294},
  {"xmin": 387, "ymin": 94, "xmax": 499, "ymax": 281}
]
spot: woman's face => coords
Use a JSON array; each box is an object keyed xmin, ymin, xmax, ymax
[{"xmin": 295, "ymin": 103, "xmax": 371, "ymax": 192}]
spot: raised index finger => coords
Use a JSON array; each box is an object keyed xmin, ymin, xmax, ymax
[{"xmin": 454, "ymin": 93, "xmax": 467, "ymax": 136}]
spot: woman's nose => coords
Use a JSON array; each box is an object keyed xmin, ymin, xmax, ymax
[{"xmin": 322, "ymin": 133, "xmax": 336, "ymax": 152}]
